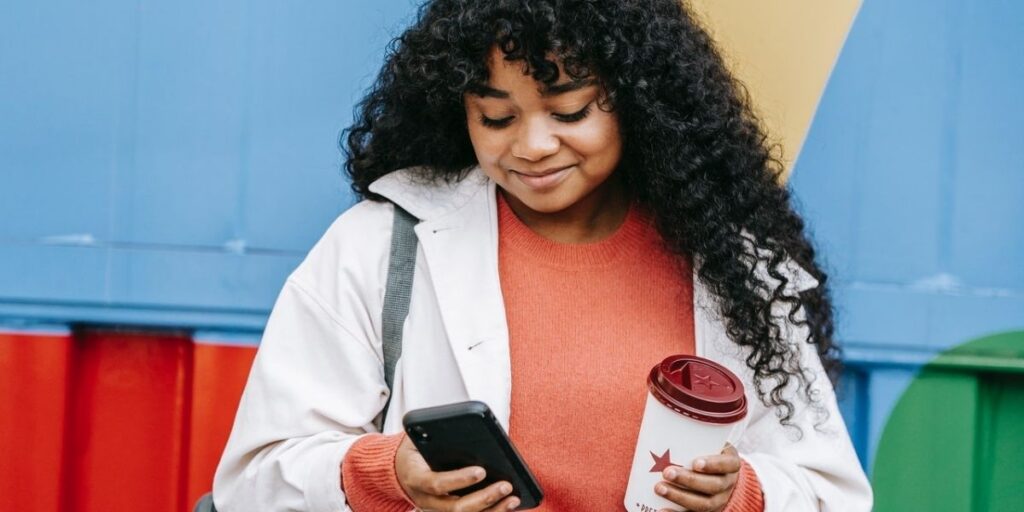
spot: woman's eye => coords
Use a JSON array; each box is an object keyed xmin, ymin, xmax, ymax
[
  {"xmin": 480, "ymin": 115, "xmax": 513, "ymax": 128},
  {"xmin": 553, "ymin": 103, "xmax": 592, "ymax": 123},
  {"xmin": 478, "ymin": 103, "xmax": 592, "ymax": 129}
]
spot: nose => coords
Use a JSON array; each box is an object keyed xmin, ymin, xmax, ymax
[{"xmin": 510, "ymin": 116, "xmax": 560, "ymax": 162}]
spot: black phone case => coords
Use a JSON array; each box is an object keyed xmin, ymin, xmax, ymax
[{"xmin": 402, "ymin": 400, "xmax": 544, "ymax": 509}]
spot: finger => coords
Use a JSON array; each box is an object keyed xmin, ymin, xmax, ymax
[
  {"xmin": 655, "ymin": 481, "xmax": 728, "ymax": 512},
  {"xmin": 415, "ymin": 493, "xmax": 459, "ymax": 511},
  {"xmin": 661, "ymin": 465, "xmax": 735, "ymax": 495},
  {"xmin": 483, "ymin": 495, "xmax": 522, "ymax": 512},
  {"xmin": 691, "ymin": 445, "xmax": 742, "ymax": 475},
  {"xmin": 411, "ymin": 465, "xmax": 487, "ymax": 496},
  {"xmin": 450, "ymin": 481, "xmax": 516, "ymax": 511}
]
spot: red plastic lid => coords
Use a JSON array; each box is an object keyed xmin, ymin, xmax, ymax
[{"xmin": 647, "ymin": 355, "xmax": 747, "ymax": 424}]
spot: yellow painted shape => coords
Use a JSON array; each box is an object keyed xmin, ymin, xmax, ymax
[{"xmin": 687, "ymin": 0, "xmax": 862, "ymax": 180}]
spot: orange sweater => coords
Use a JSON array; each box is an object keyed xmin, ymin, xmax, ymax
[{"xmin": 341, "ymin": 193, "xmax": 763, "ymax": 511}]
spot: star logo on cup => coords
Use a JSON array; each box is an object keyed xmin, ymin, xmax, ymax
[
  {"xmin": 649, "ymin": 449, "xmax": 675, "ymax": 473},
  {"xmin": 694, "ymin": 372, "xmax": 718, "ymax": 390}
]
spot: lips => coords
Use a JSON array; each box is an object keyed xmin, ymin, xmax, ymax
[
  {"xmin": 516, "ymin": 165, "xmax": 572, "ymax": 178},
  {"xmin": 511, "ymin": 165, "xmax": 574, "ymax": 190}
]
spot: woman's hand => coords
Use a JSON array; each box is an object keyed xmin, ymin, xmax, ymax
[
  {"xmin": 395, "ymin": 434, "xmax": 520, "ymax": 511},
  {"xmin": 654, "ymin": 443, "xmax": 742, "ymax": 512}
]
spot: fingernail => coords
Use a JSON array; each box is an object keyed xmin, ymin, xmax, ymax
[
  {"xmin": 473, "ymin": 468, "xmax": 486, "ymax": 479},
  {"xmin": 664, "ymin": 468, "xmax": 677, "ymax": 480},
  {"xmin": 507, "ymin": 498, "xmax": 520, "ymax": 510},
  {"xmin": 694, "ymin": 459, "xmax": 706, "ymax": 471},
  {"xmin": 500, "ymin": 483, "xmax": 513, "ymax": 494},
  {"xmin": 655, "ymin": 484, "xmax": 668, "ymax": 496}
]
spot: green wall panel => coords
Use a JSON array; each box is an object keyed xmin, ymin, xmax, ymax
[
  {"xmin": 873, "ymin": 332, "xmax": 1024, "ymax": 511},
  {"xmin": 979, "ymin": 376, "xmax": 1024, "ymax": 510}
]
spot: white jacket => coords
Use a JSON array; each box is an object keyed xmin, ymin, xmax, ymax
[{"xmin": 213, "ymin": 167, "xmax": 873, "ymax": 512}]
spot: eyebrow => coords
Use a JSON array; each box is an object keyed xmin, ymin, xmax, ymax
[{"xmin": 470, "ymin": 78, "xmax": 597, "ymax": 99}]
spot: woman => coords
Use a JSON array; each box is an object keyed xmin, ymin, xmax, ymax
[{"xmin": 214, "ymin": 1, "xmax": 872, "ymax": 511}]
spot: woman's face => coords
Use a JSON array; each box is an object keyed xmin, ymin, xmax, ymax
[{"xmin": 464, "ymin": 48, "xmax": 623, "ymax": 216}]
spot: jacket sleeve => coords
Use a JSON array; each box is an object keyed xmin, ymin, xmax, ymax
[
  {"xmin": 212, "ymin": 277, "xmax": 390, "ymax": 512},
  {"xmin": 212, "ymin": 200, "xmax": 400, "ymax": 512},
  {"xmin": 709, "ymin": 253, "xmax": 874, "ymax": 512},
  {"xmin": 736, "ymin": 335, "xmax": 873, "ymax": 512}
]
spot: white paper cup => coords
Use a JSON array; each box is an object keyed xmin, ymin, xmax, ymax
[{"xmin": 624, "ymin": 355, "xmax": 749, "ymax": 512}]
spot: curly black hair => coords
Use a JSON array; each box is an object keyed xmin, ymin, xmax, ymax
[{"xmin": 343, "ymin": 0, "xmax": 840, "ymax": 429}]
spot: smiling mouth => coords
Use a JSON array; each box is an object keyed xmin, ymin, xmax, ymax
[
  {"xmin": 511, "ymin": 165, "xmax": 574, "ymax": 190},
  {"xmin": 513, "ymin": 165, "xmax": 572, "ymax": 178}
]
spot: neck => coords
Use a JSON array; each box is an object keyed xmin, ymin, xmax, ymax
[{"xmin": 500, "ymin": 176, "xmax": 631, "ymax": 244}]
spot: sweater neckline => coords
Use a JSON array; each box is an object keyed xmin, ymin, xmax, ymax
[{"xmin": 497, "ymin": 190, "xmax": 655, "ymax": 268}]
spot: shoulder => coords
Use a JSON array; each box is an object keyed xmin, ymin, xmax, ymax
[
  {"xmin": 288, "ymin": 199, "xmax": 397, "ymax": 300},
  {"xmin": 739, "ymin": 231, "xmax": 820, "ymax": 295},
  {"xmin": 314, "ymin": 198, "xmax": 396, "ymax": 260},
  {"xmin": 325, "ymin": 198, "xmax": 396, "ymax": 239},
  {"xmin": 695, "ymin": 243, "xmax": 819, "ymax": 300}
]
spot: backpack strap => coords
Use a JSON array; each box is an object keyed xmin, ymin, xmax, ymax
[
  {"xmin": 206, "ymin": 204, "xmax": 418, "ymax": 509},
  {"xmin": 379, "ymin": 203, "xmax": 419, "ymax": 429}
]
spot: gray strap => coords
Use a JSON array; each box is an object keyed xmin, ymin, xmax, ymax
[
  {"xmin": 193, "ymin": 493, "xmax": 216, "ymax": 512},
  {"xmin": 380, "ymin": 204, "xmax": 418, "ymax": 428}
]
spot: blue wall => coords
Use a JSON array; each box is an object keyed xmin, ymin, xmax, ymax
[
  {"xmin": 0, "ymin": 0, "xmax": 417, "ymax": 331},
  {"xmin": 2, "ymin": 0, "xmax": 1022, "ymax": 472},
  {"xmin": 791, "ymin": 0, "xmax": 1024, "ymax": 469}
]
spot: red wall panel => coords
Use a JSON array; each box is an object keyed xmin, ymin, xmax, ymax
[
  {"xmin": 0, "ymin": 329, "xmax": 258, "ymax": 511},
  {"xmin": 186, "ymin": 342, "xmax": 257, "ymax": 508},
  {"xmin": 61, "ymin": 330, "xmax": 193, "ymax": 512},
  {"xmin": 0, "ymin": 331, "xmax": 72, "ymax": 512}
]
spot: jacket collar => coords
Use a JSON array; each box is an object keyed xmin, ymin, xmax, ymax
[
  {"xmin": 368, "ymin": 166, "xmax": 490, "ymax": 222},
  {"xmin": 369, "ymin": 166, "xmax": 819, "ymax": 292}
]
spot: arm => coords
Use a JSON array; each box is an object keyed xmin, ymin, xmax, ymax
[
  {"xmin": 736, "ymin": 347, "xmax": 872, "ymax": 512},
  {"xmin": 211, "ymin": 199, "xmax": 518, "ymax": 512},
  {"xmin": 696, "ymin": 251, "xmax": 873, "ymax": 512},
  {"xmin": 213, "ymin": 278, "xmax": 389, "ymax": 512},
  {"xmin": 341, "ymin": 433, "xmax": 414, "ymax": 511}
]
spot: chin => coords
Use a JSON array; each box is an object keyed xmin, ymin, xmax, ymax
[{"xmin": 509, "ymin": 191, "xmax": 579, "ymax": 215}]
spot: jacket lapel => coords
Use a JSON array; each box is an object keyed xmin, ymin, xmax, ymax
[{"xmin": 371, "ymin": 168, "xmax": 515, "ymax": 428}]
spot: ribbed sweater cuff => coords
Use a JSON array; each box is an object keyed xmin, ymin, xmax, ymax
[
  {"xmin": 722, "ymin": 459, "xmax": 764, "ymax": 512},
  {"xmin": 341, "ymin": 433, "xmax": 414, "ymax": 512}
]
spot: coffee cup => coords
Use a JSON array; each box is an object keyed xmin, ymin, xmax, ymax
[{"xmin": 624, "ymin": 355, "xmax": 748, "ymax": 512}]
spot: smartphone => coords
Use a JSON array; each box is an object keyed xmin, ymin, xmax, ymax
[{"xmin": 402, "ymin": 400, "xmax": 543, "ymax": 509}]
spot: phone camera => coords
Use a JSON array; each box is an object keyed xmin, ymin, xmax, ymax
[{"xmin": 413, "ymin": 426, "xmax": 430, "ymax": 442}]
